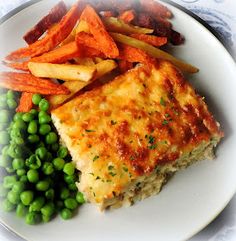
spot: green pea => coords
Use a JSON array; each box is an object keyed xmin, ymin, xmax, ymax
[
  {"xmin": 27, "ymin": 120, "xmax": 38, "ymax": 134},
  {"xmin": 8, "ymin": 143, "xmax": 24, "ymax": 158},
  {"xmin": 68, "ymin": 183, "xmax": 77, "ymax": 191},
  {"xmin": 53, "ymin": 157, "xmax": 65, "ymax": 171},
  {"xmin": 12, "ymin": 181, "xmax": 25, "ymax": 193},
  {"xmin": 6, "ymin": 166, "xmax": 15, "ymax": 174},
  {"xmin": 0, "ymin": 184, "xmax": 8, "ymax": 197},
  {"xmin": 42, "ymin": 215, "xmax": 51, "ymax": 223},
  {"xmin": 20, "ymin": 190, "xmax": 34, "ymax": 205},
  {"xmin": 29, "ymin": 196, "xmax": 45, "ymax": 212},
  {"xmin": 60, "ymin": 187, "xmax": 70, "ymax": 200},
  {"xmin": 1, "ymin": 145, "xmax": 9, "ymax": 155},
  {"xmin": 0, "ymin": 154, "xmax": 11, "ymax": 168},
  {"xmin": 0, "ymin": 94, "xmax": 7, "ymax": 108},
  {"xmin": 2, "ymin": 199, "xmax": 15, "ymax": 212},
  {"xmin": 16, "ymin": 169, "xmax": 26, "ymax": 176},
  {"xmin": 76, "ymin": 192, "xmax": 85, "ymax": 204},
  {"xmin": 57, "ymin": 146, "xmax": 68, "ymax": 158},
  {"xmin": 25, "ymin": 211, "xmax": 41, "ymax": 225},
  {"xmin": 10, "ymin": 128, "xmax": 23, "ymax": 140},
  {"xmin": 26, "ymin": 154, "xmax": 41, "ymax": 169},
  {"xmin": 64, "ymin": 174, "xmax": 77, "ymax": 184},
  {"xmin": 19, "ymin": 175, "xmax": 28, "ymax": 183},
  {"xmin": 42, "ymin": 162, "xmax": 54, "ymax": 175},
  {"xmin": 51, "ymin": 143, "xmax": 59, "ymax": 152},
  {"xmin": 45, "ymin": 152, "xmax": 53, "ymax": 162},
  {"xmin": 0, "ymin": 110, "xmax": 10, "ymax": 123},
  {"xmin": 12, "ymin": 158, "xmax": 25, "ymax": 170},
  {"xmin": 0, "ymin": 131, "xmax": 10, "ymax": 145},
  {"xmin": 36, "ymin": 180, "xmax": 50, "ymax": 191},
  {"xmin": 27, "ymin": 169, "xmax": 39, "ymax": 183},
  {"xmin": 14, "ymin": 137, "xmax": 24, "ymax": 145},
  {"xmin": 29, "ymin": 109, "xmax": 38, "ymax": 117},
  {"xmin": 6, "ymin": 90, "xmax": 15, "ymax": 99},
  {"xmin": 22, "ymin": 112, "xmax": 34, "ymax": 122},
  {"xmin": 45, "ymin": 189, "xmax": 54, "ymax": 200},
  {"xmin": 39, "ymin": 124, "xmax": 51, "ymax": 135},
  {"xmin": 35, "ymin": 147, "xmax": 47, "ymax": 160},
  {"xmin": 32, "ymin": 94, "xmax": 42, "ymax": 105},
  {"xmin": 7, "ymin": 190, "xmax": 20, "ymax": 205},
  {"xmin": 16, "ymin": 203, "xmax": 28, "ymax": 217},
  {"xmin": 41, "ymin": 202, "xmax": 55, "ymax": 217},
  {"xmin": 28, "ymin": 134, "xmax": 40, "ymax": 143},
  {"xmin": 7, "ymin": 99, "xmax": 17, "ymax": 109},
  {"xmin": 63, "ymin": 163, "xmax": 75, "ymax": 176},
  {"xmin": 3, "ymin": 175, "xmax": 17, "ymax": 189},
  {"xmin": 60, "ymin": 208, "xmax": 72, "ymax": 220},
  {"xmin": 39, "ymin": 99, "xmax": 49, "ymax": 111},
  {"xmin": 13, "ymin": 112, "xmax": 23, "ymax": 122},
  {"xmin": 13, "ymin": 119, "xmax": 27, "ymax": 130},
  {"xmin": 64, "ymin": 198, "xmax": 78, "ymax": 210},
  {"xmin": 39, "ymin": 112, "xmax": 51, "ymax": 124},
  {"xmin": 45, "ymin": 132, "xmax": 57, "ymax": 144}
]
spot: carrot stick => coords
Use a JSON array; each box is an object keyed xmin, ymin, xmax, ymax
[
  {"xmin": 0, "ymin": 72, "xmax": 70, "ymax": 95},
  {"xmin": 80, "ymin": 5, "xmax": 119, "ymax": 58},
  {"xmin": 130, "ymin": 34, "xmax": 167, "ymax": 47},
  {"xmin": 6, "ymin": 1, "xmax": 83, "ymax": 60},
  {"xmin": 118, "ymin": 10, "xmax": 135, "ymax": 24},
  {"xmin": 16, "ymin": 92, "xmax": 34, "ymax": 112},
  {"xmin": 23, "ymin": 1, "xmax": 67, "ymax": 44}
]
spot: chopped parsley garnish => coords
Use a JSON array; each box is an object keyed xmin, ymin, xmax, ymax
[
  {"xmin": 108, "ymin": 165, "xmax": 114, "ymax": 170},
  {"xmin": 162, "ymin": 120, "xmax": 169, "ymax": 125},
  {"xmin": 95, "ymin": 176, "xmax": 101, "ymax": 180},
  {"xmin": 109, "ymin": 172, "xmax": 116, "ymax": 177},
  {"xmin": 160, "ymin": 97, "xmax": 166, "ymax": 106},
  {"xmin": 148, "ymin": 143, "xmax": 157, "ymax": 150},
  {"xmin": 111, "ymin": 120, "xmax": 117, "ymax": 125},
  {"xmin": 85, "ymin": 129, "xmax": 95, "ymax": 132},
  {"xmin": 130, "ymin": 155, "xmax": 135, "ymax": 161},
  {"xmin": 165, "ymin": 113, "xmax": 170, "ymax": 118},
  {"xmin": 89, "ymin": 172, "xmax": 94, "ymax": 176},
  {"xmin": 123, "ymin": 166, "xmax": 128, "ymax": 172},
  {"xmin": 148, "ymin": 135, "xmax": 155, "ymax": 144},
  {"xmin": 93, "ymin": 155, "xmax": 99, "ymax": 162}
]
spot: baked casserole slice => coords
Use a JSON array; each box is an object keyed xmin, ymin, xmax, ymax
[{"xmin": 51, "ymin": 61, "xmax": 223, "ymax": 210}]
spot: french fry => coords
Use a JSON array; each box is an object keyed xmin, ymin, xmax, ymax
[
  {"xmin": 28, "ymin": 62, "xmax": 97, "ymax": 82},
  {"xmin": 80, "ymin": 5, "xmax": 119, "ymax": 58},
  {"xmin": 48, "ymin": 60, "xmax": 117, "ymax": 107},
  {"xmin": 0, "ymin": 72, "xmax": 70, "ymax": 95},
  {"xmin": 23, "ymin": 1, "xmax": 67, "ymax": 44},
  {"xmin": 130, "ymin": 34, "xmax": 167, "ymax": 47},
  {"xmin": 139, "ymin": 0, "xmax": 172, "ymax": 19},
  {"xmin": 6, "ymin": 1, "xmax": 82, "ymax": 60},
  {"xmin": 103, "ymin": 17, "xmax": 153, "ymax": 34},
  {"xmin": 118, "ymin": 10, "xmax": 135, "ymax": 24},
  {"xmin": 16, "ymin": 92, "xmax": 34, "ymax": 112},
  {"xmin": 110, "ymin": 33, "xmax": 199, "ymax": 73},
  {"xmin": 74, "ymin": 57, "xmax": 95, "ymax": 66}
]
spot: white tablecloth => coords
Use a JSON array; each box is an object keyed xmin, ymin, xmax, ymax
[{"xmin": 0, "ymin": 1, "xmax": 235, "ymax": 241}]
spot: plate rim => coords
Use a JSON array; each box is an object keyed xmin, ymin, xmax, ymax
[{"xmin": 0, "ymin": 1, "xmax": 236, "ymax": 241}]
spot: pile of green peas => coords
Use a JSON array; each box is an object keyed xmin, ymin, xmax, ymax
[{"xmin": 0, "ymin": 90, "xmax": 85, "ymax": 224}]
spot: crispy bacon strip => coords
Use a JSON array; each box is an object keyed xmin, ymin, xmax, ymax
[
  {"xmin": 23, "ymin": 1, "xmax": 67, "ymax": 44},
  {"xmin": 0, "ymin": 72, "xmax": 70, "ymax": 95},
  {"xmin": 80, "ymin": 5, "xmax": 119, "ymax": 58},
  {"xmin": 16, "ymin": 92, "xmax": 34, "ymax": 112},
  {"xmin": 118, "ymin": 10, "xmax": 135, "ymax": 24},
  {"xmin": 130, "ymin": 34, "xmax": 167, "ymax": 47},
  {"xmin": 6, "ymin": 1, "xmax": 83, "ymax": 60}
]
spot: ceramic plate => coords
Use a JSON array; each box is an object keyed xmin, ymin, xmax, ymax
[{"xmin": 0, "ymin": 1, "xmax": 236, "ymax": 241}]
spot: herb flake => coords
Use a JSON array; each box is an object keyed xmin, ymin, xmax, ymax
[
  {"xmin": 85, "ymin": 129, "xmax": 95, "ymax": 132},
  {"xmin": 160, "ymin": 97, "xmax": 166, "ymax": 106},
  {"xmin": 93, "ymin": 155, "xmax": 99, "ymax": 162}
]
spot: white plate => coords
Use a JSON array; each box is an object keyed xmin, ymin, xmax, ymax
[{"xmin": 0, "ymin": 1, "xmax": 236, "ymax": 241}]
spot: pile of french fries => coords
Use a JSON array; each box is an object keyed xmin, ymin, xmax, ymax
[{"xmin": 0, "ymin": 0, "xmax": 199, "ymax": 112}]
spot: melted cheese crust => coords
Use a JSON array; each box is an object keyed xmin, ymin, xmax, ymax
[{"xmin": 52, "ymin": 61, "xmax": 223, "ymax": 204}]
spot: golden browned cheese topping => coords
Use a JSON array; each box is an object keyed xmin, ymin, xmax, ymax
[{"xmin": 52, "ymin": 61, "xmax": 223, "ymax": 202}]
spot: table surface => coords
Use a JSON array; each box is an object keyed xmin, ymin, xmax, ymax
[{"xmin": 0, "ymin": 1, "xmax": 235, "ymax": 241}]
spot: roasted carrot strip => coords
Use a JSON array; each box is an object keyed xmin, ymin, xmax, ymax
[
  {"xmin": 0, "ymin": 72, "xmax": 70, "ymax": 95},
  {"xmin": 75, "ymin": 32, "xmax": 100, "ymax": 50},
  {"xmin": 139, "ymin": 0, "xmax": 172, "ymax": 19},
  {"xmin": 6, "ymin": 1, "xmax": 82, "ymax": 60},
  {"xmin": 130, "ymin": 34, "xmax": 167, "ymax": 47},
  {"xmin": 3, "ymin": 61, "xmax": 29, "ymax": 71},
  {"xmin": 118, "ymin": 44, "xmax": 154, "ymax": 64},
  {"xmin": 16, "ymin": 92, "xmax": 34, "ymax": 112},
  {"xmin": 80, "ymin": 5, "xmax": 119, "ymax": 58},
  {"xmin": 23, "ymin": 1, "xmax": 67, "ymax": 44},
  {"xmin": 118, "ymin": 10, "xmax": 135, "ymax": 24}
]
